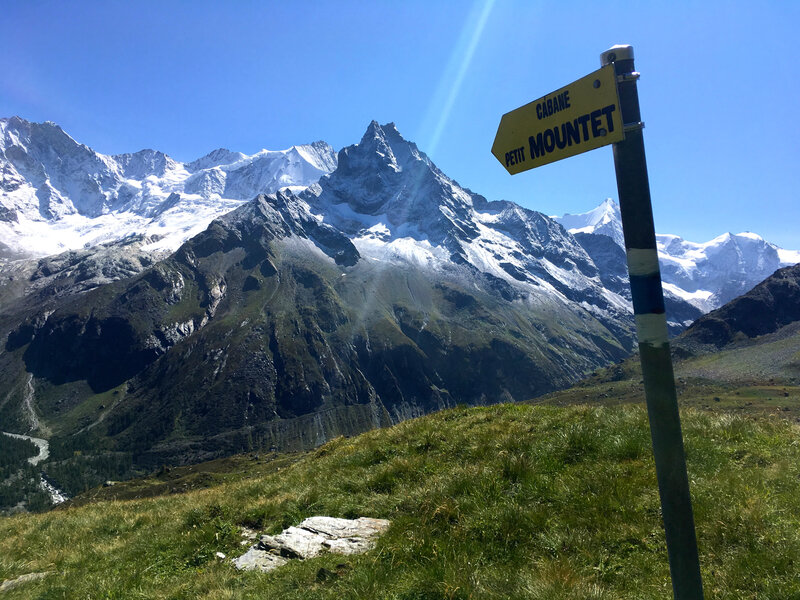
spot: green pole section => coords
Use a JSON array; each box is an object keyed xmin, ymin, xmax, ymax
[{"xmin": 601, "ymin": 45, "xmax": 704, "ymax": 599}]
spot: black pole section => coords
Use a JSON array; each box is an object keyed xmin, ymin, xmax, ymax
[{"xmin": 601, "ymin": 45, "xmax": 704, "ymax": 600}]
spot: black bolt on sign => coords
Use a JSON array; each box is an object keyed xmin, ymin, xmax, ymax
[{"xmin": 492, "ymin": 45, "xmax": 704, "ymax": 600}]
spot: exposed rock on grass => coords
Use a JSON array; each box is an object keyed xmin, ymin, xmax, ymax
[
  {"xmin": 234, "ymin": 516, "xmax": 390, "ymax": 572},
  {"xmin": 0, "ymin": 571, "xmax": 52, "ymax": 592}
]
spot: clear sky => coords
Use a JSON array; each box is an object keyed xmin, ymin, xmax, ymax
[{"xmin": 2, "ymin": 1, "xmax": 799, "ymax": 248}]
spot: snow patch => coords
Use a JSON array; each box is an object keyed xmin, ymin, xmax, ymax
[
  {"xmin": 662, "ymin": 282, "xmax": 713, "ymax": 303},
  {"xmin": 778, "ymin": 248, "xmax": 800, "ymax": 265},
  {"xmin": 354, "ymin": 235, "xmax": 449, "ymax": 269}
]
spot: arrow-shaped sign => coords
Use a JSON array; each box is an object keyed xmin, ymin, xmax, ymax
[{"xmin": 492, "ymin": 64, "xmax": 624, "ymax": 174}]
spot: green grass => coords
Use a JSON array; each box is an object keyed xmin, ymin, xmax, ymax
[
  {"xmin": 540, "ymin": 348, "xmax": 800, "ymax": 420},
  {"xmin": 2, "ymin": 403, "xmax": 800, "ymax": 598},
  {"xmin": 678, "ymin": 327, "xmax": 800, "ymax": 383}
]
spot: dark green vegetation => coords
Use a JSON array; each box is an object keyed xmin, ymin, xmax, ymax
[
  {"xmin": 0, "ymin": 434, "xmax": 37, "ymax": 476},
  {"xmin": 0, "ymin": 435, "xmax": 51, "ymax": 513},
  {"xmin": 1, "ymin": 403, "xmax": 799, "ymax": 599},
  {"xmin": 0, "ymin": 464, "xmax": 50, "ymax": 514}
]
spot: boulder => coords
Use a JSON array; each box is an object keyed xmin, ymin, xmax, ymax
[
  {"xmin": 232, "ymin": 548, "xmax": 289, "ymax": 573},
  {"xmin": 233, "ymin": 516, "xmax": 390, "ymax": 572}
]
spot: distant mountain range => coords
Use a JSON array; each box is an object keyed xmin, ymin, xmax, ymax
[
  {"xmin": 3, "ymin": 115, "xmax": 796, "ymax": 322},
  {"xmin": 0, "ymin": 120, "xmax": 639, "ymax": 479},
  {"xmin": 555, "ymin": 198, "xmax": 800, "ymax": 316},
  {"xmin": 0, "ymin": 116, "xmax": 336, "ymax": 257}
]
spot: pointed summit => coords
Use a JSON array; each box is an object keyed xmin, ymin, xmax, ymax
[
  {"xmin": 359, "ymin": 120, "xmax": 403, "ymax": 144},
  {"xmin": 359, "ymin": 119, "xmax": 383, "ymax": 144},
  {"xmin": 309, "ymin": 121, "xmax": 454, "ymax": 224},
  {"xmin": 1, "ymin": 115, "xmax": 85, "ymax": 155},
  {"xmin": 186, "ymin": 148, "xmax": 247, "ymax": 172},
  {"xmin": 341, "ymin": 121, "xmax": 427, "ymax": 177},
  {"xmin": 555, "ymin": 198, "xmax": 624, "ymax": 247},
  {"xmin": 114, "ymin": 149, "xmax": 177, "ymax": 178},
  {"xmin": 350, "ymin": 121, "xmax": 400, "ymax": 173}
]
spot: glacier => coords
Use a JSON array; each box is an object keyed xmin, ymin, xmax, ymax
[{"xmin": 0, "ymin": 116, "xmax": 337, "ymax": 257}]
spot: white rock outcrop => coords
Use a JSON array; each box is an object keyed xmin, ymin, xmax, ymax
[
  {"xmin": 0, "ymin": 571, "xmax": 52, "ymax": 592},
  {"xmin": 233, "ymin": 516, "xmax": 390, "ymax": 573}
]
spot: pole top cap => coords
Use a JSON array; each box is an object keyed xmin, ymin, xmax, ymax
[{"xmin": 601, "ymin": 45, "xmax": 634, "ymax": 66}]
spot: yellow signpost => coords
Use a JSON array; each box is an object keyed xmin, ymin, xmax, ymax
[
  {"xmin": 492, "ymin": 64, "xmax": 624, "ymax": 174},
  {"xmin": 493, "ymin": 47, "xmax": 705, "ymax": 600}
]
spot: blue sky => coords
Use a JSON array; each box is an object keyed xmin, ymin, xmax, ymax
[{"xmin": 2, "ymin": 1, "xmax": 799, "ymax": 248}]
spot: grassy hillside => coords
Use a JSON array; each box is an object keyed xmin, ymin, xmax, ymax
[
  {"xmin": 2, "ymin": 403, "xmax": 800, "ymax": 599},
  {"xmin": 541, "ymin": 319, "xmax": 800, "ymax": 420}
]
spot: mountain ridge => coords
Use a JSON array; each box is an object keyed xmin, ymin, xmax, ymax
[
  {"xmin": 4, "ymin": 115, "xmax": 794, "ymax": 327},
  {"xmin": 674, "ymin": 262, "xmax": 800, "ymax": 356},
  {"xmin": 0, "ymin": 116, "xmax": 337, "ymax": 257},
  {"xmin": 1, "ymin": 119, "xmax": 798, "ymax": 517}
]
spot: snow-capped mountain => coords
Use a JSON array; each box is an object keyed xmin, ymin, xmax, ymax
[
  {"xmin": 554, "ymin": 199, "xmax": 800, "ymax": 313},
  {"xmin": 0, "ymin": 117, "xmax": 631, "ymax": 331},
  {"xmin": 0, "ymin": 116, "xmax": 336, "ymax": 257},
  {"xmin": 6, "ymin": 115, "xmax": 794, "ymax": 329},
  {"xmin": 6, "ymin": 117, "xmax": 800, "ymax": 485},
  {"xmin": 0, "ymin": 121, "xmax": 637, "ymax": 468},
  {"xmin": 556, "ymin": 198, "xmax": 624, "ymax": 248},
  {"xmin": 296, "ymin": 121, "xmax": 631, "ymax": 330}
]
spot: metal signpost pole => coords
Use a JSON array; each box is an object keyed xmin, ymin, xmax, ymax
[{"xmin": 601, "ymin": 45, "xmax": 704, "ymax": 600}]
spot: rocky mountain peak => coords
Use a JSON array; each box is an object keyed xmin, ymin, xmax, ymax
[
  {"xmin": 283, "ymin": 141, "xmax": 338, "ymax": 175},
  {"xmin": 314, "ymin": 121, "xmax": 458, "ymax": 232},
  {"xmin": 113, "ymin": 149, "xmax": 178, "ymax": 179},
  {"xmin": 185, "ymin": 148, "xmax": 247, "ymax": 173},
  {"xmin": 1, "ymin": 116, "xmax": 118, "ymax": 221},
  {"xmin": 554, "ymin": 198, "xmax": 624, "ymax": 247},
  {"xmin": 340, "ymin": 121, "xmax": 427, "ymax": 177},
  {"xmin": 304, "ymin": 141, "xmax": 338, "ymax": 171},
  {"xmin": 1, "ymin": 116, "xmax": 84, "ymax": 157},
  {"xmin": 358, "ymin": 120, "xmax": 400, "ymax": 147}
]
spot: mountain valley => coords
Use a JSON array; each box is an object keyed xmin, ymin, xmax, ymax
[
  {"xmin": 1, "ymin": 117, "xmax": 798, "ymax": 514},
  {"xmin": 1, "ymin": 121, "xmax": 638, "ymax": 501}
]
